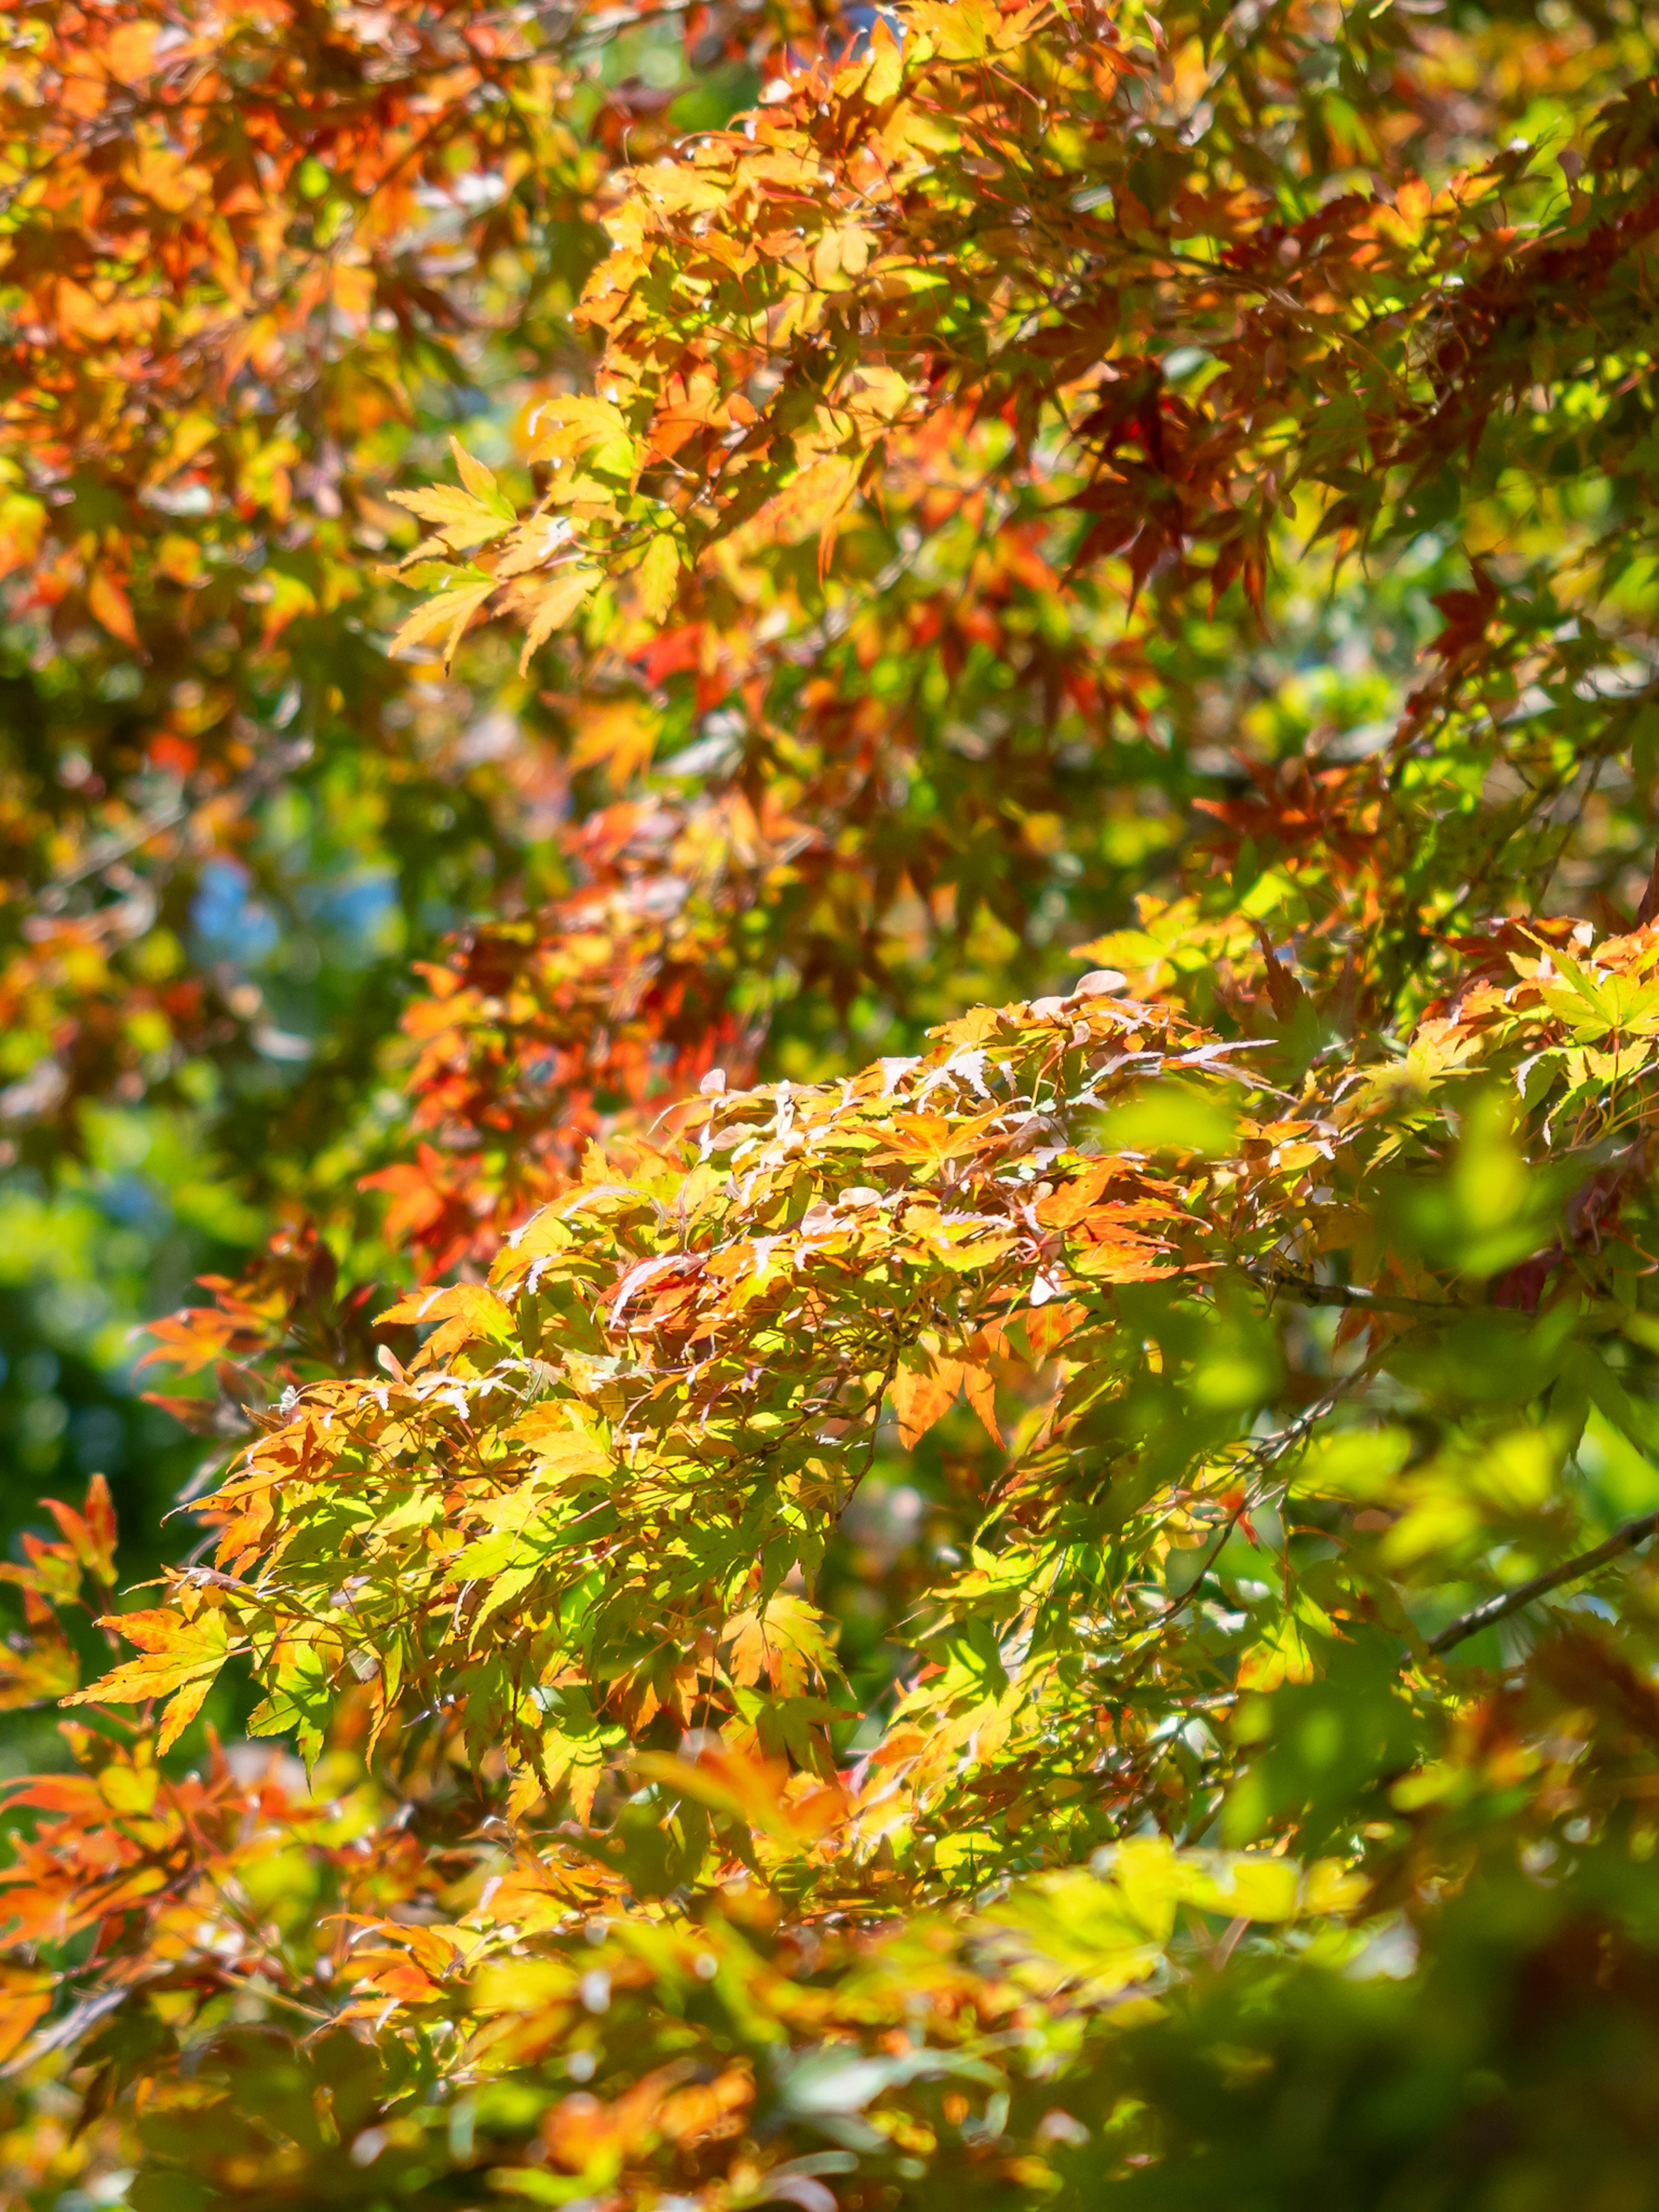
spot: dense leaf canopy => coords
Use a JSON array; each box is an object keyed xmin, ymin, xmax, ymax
[{"xmin": 9, "ymin": 0, "xmax": 1659, "ymax": 2208}]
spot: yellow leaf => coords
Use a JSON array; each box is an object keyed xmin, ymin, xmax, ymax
[
  {"xmin": 388, "ymin": 487, "xmax": 513, "ymax": 550},
  {"xmin": 863, "ymin": 15, "xmax": 906, "ymax": 97},
  {"xmin": 1301, "ymin": 1859, "xmax": 1371, "ymax": 1916},
  {"xmin": 1235, "ymin": 1615, "xmax": 1317, "ymax": 1691},
  {"xmin": 746, "ymin": 454, "xmax": 863, "ymax": 563},
  {"xmin": 377, "ymin": 1282, "xmax": 517, "ymax": 1367},
  {"xmin": 723, "ymin": 1593, "xmax": 833, "ymax": 1693},
  {"xmin": 508, "ymin": 1404, "xmax": 613, "ymax": 1484},
  {"xmin": 490, "ymin": 1205, "xmax": 573, "ymax": 1292},
  {"xmin": 907, "ymin": 0, "xmax": 992, "ymax": 60},
  {"xmin": 451, "ymin": 435, "xmax": 507, "ymax": 509},
  {"xmin": 156, "ymin": 533, "xmax": 203, "ymax": 585},
  {"xmin": 66, "ymin": 1607, "xmax": 235, "ymax": 1713},
  {"xmin": 0, "ymin": 493, "xmax": 45, "ymax": 577},
  {"xmin": 635, "ymin": 532, "xmax": 680, "ymax": 624},
  {"xmin": 1180, "ymin": 1853, "xmax": 1301, "ymax": 1924},
  {"xmin": 389, "ymin": 578, "xmax": 495, "ymax": 668},
  {"xmin": 156, "ymin": 1673, "xmax": 214, "ymax": 1753},
  {"xmin": 333, "ymin": 263, "xmax": 374, "ymax": 326},
  {"xmin": 506, "ymin": 565, "xmax": 601, "ymax": 670},
  {"xmin": 526, "ymin": 394, "xmax": 632, "ymax": 463},
  {"xmin": 505, "ymin": 1759, "xmax": 546, "ymax": 1821}
]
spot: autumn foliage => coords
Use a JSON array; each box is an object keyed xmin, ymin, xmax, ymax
[{"xmin": 11, "ymin": 0, "xmax": 1659, "ymax": 2206}]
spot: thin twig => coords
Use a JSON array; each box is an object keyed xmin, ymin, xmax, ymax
[{"xmin": 1429, "ymin": 1509, "xmax": 1659, "ymax": 1654}]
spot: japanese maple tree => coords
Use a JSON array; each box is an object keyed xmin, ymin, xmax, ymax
[{"xmin": 7, "ymin": 0, "xmax": 1659, "ymax": 2207}]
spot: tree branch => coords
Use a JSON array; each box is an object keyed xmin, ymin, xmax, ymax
[
  {"xmin": 1258, "ymin": 1268, "xmax": 1458, "ymax": 1316},
  {"xmin": 1428, "ymin": 1510, "xmax": 1659, "ymax": 1655}
]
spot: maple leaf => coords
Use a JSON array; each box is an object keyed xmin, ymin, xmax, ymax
[
  {"xmin": 388, "ymin": 575, "xmax": 497, "ymax": 668},
  {"xmin": 86, "ymin": 569, "xmax": 141, "ymax": 649},
  {"xmin": 67, "ymin": 1605, "xmax": 242, "ymax": 1751},
  {"xmin": 376, "ymin": 1281, "xmax": 518, "ymax": 1368},
  {"xmin": 890, "ymin": 1349, "xmax": 963, "ymax": 1447}
]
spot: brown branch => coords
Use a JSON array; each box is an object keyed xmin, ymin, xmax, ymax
[{"xmin": 1428, "ymin": 1510, "xmax": 1659, "ymax": 1655}]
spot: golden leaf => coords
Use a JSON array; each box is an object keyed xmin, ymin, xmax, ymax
[{"xmin": 388, "ymin": 577, "xmax": 495, "ymax": 668}]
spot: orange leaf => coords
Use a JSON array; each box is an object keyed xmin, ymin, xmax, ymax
[
  {"xmin": 890, "ymin": 1355, "xmax": 962, "ymax": 1448},
  {"xmin": 962, "ymin": 1360, "xmax": 1001, "ymax": 1446},
  {"xmin": 87, "ymin": 569, "xmax": 140, "ymax": 649}
]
